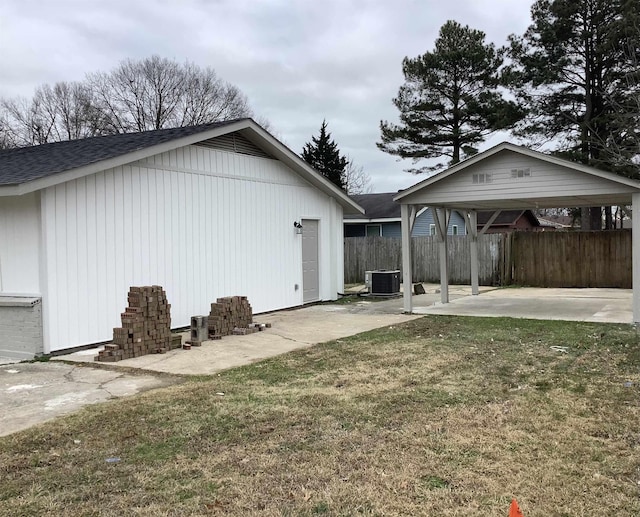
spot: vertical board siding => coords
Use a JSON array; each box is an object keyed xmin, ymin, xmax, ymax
[
  {"xmin": 0, "ymin": 193, "xmax": 41, "ymax": 294},
  {"xmin": 509, "ymin": 231, "xmax": 631, "ymax": 288},
  {"xmin": 43, "ymin": 145, "xmax": 342, "ymax": 351},
  {"xmin": 343, "ymin": 235, "xmax": 502, "ymax": 285}
]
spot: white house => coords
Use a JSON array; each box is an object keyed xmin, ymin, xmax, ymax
[{"xmin": 0, "ymin": 119, "xmax": 363, "ymax": 359}]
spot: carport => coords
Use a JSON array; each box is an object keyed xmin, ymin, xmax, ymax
[{"xmin": 394, "ymin": 142, "xmax": 640, "ymax": 324}]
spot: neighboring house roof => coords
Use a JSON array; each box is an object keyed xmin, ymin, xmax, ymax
[
  {"xmin": 345, "ymin": 192, "xmax": 400, "ymax": 220},
  {"xmin": 537, "ymin": 215, "xmax": 575, "ymax": 229},
  {"xmin": 0, "ymin": 118, "xmax": 364, "ymax": 214},
  {"xmin": 344, "ymin": 193, "xmax": 529, "ymax": 232},
  {"xmin": 477, "ymin": 210, "xmax": 540, "ymax": 228}
]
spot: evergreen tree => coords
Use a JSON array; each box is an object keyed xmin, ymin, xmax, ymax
[
  {"xmin": 378, "ymin": 20, "xmax": 523, "ymax": 173},
  {"xmin": 302, "ymin": 120, "xmax": 348, "ymax": 189},
  {"xmin": 506, "ymin": 0, "xmax": 640, "ymax": 228}
]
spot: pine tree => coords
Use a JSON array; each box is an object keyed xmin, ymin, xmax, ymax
[
  {"xmin": 507, "ymin": 0, "xmax": 639, "ymax": 174},
  {"xmin": 378, "ymin": 20, "xmax": 523, "ymax": 173},
  {"xmin": 506, "ymin": 0, "xmax": 640, "ymax": 228},
  {"xmin": 302, "ymin": 120, "xmax": 348, "ymax": 189}
]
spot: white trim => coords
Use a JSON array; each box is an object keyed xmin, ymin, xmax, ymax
[
  {"xmin": 345, "ymin": 217, "xmax": 402, "ymax": 224},
  {"xmin": 633, "ymin": 194, "xmax": 640, "ymax": 323},
  {"xmin": 38, "ymin": 190, "xmax": 50, "ymax": 354},
  {"xmin": 366, "ymin": 224, "xmax": 383, "ymax": 237},
  {"xmin": 401, "ymin": 204, "xmax": 412, "ymax": 313}
]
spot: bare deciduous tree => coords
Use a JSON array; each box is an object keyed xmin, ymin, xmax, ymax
[
  {"xmin": 0, "ymin": 55, "xmax": 258, "ymax": 147},
  {"xmin": 86, "ymin": 55, "xmax": 253, "ymax": 133},
  {"xmin": 343, "ymin": 158, "xmax": 373, "ymax": 195}
]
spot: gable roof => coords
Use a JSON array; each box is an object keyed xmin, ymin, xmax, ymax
[
  {"xmin": 0, "ymin": 118, "xmax": 364, "ymax": 214},
  {"xmin": 394, "ymin": 141, "xmax": 640, "ymax": 209},
  {"xmin": 345, "ymin": 192, "xmax": 400, "ymax": 220}
]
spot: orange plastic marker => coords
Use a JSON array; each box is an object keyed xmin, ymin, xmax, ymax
[{"xmin": 509, "ymin": 499, "xmax": 524, "ymax": 517}]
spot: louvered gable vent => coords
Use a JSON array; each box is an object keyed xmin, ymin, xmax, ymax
[{"xmin": 196, "ymin": 132, "xmax": 274, "ymax": 159}]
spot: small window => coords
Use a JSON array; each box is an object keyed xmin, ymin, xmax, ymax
[
  {"xmin": 429, "ymin": 224, "xmax": 436, "ymax": 236},
  {"xmin": 366, "ymin": 224, "xmax": 382, "ymax": 237},
  {"xmin": 511, "ymin": 168, "xmax": 531, "ymax": 178},
  {"xmin": 452, "ymin": 225, "xmax": 458, "ymax": 235},
  {"xmin": 472, "ymin": 173, "xmax": 492, "ymax": 184}
]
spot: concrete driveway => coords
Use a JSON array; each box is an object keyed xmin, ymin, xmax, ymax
[{"xmin": 0, "ymin": 362, "xmax": 177, "ymax": 436}]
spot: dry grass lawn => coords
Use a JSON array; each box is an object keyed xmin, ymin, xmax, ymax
[{"xmin": 1, "ymin": 315, "xmax": 640, "ymax": 516}]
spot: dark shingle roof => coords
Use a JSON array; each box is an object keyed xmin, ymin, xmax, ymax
[
  {"xmin": 477, "ymin": 210, "xmax": 540, "ymax": 226},
  {"xmin": 0, "ymin": 119, "xmax": 246, "ymax": 187},
  {"xmin": 345, "ymin": 192, "xmax": 399, "ymax": 219}
]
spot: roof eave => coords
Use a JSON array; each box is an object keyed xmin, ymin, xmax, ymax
[{"xmin": 344, "ymin": 217, "xmax": 402, "ymax": 223}]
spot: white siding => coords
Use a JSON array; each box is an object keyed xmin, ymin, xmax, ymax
[
  {"xmin": 41, "ymin": 145, "xmax": 343, "ymax": 351},
  {"xmin": 0, "ymin": 193, "xmax": 40, "ymax": 294},
  {"xmin": 404, "ymin": 150, "xmax": 639, "ymax": 205}
]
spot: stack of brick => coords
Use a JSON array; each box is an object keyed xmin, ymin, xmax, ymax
[
  {"xmin": 232, "ymin": 322, "xmax": 270, "ymax": 335},
  {"xmin": 95, "ymin": 286, "xmax": 172, "ymax": 362},
  {"xmin": 208, "ymin": 296, "xmax": 253, "ymax": 338}
]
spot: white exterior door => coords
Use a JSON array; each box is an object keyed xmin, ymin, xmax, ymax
[{"xmin": 302, "ymin": 219, "xmax": 319, "ymax": 303}]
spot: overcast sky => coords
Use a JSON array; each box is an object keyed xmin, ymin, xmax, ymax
[{"xmin": 1, "ymin": 0, "xmax": 535, "ymax": 193}]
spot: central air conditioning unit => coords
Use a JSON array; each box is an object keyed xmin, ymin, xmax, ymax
[{"xmin": 364, "ymin": 270, "xmax": 401, "ymax": 295}]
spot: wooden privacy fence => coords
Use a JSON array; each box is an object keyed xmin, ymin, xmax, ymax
[
  {"xmin": 344, "ymin": 231, "xmax": 632, "ymax": 288},
  {"xmin": 508, "ymin": 230, "xmax": 632, "ymax": 288},
  {"xmin": 343, "ymin": 235, "xmax": 504, "ymax": 285}
]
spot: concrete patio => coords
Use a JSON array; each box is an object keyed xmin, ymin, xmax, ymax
[{"xmin": 412, "ymin": 286, "xmax": 633, "ymax": 324}]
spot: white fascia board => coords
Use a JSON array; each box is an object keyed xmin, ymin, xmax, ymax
[
  {"xmin": 394, "ymin": 141, "xmax": 640, "ymax": 203},
  {"xmin": 344, "ymin": 218, "xmax": 402, "ymax": 223},
  {"xmin": 0, "ymin": 185, "xmax": 20, "ymax": 196}
]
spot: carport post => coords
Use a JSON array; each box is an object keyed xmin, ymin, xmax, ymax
[
  {"xmin": 467, "ymin": 210, "xmax": 479, "ymax": 295},
  {"xmin": 633, "ymin": 193, "xmax": 640, "ymax": 324},
  {"xmin": 401, "ymin": 203, "xmax": 413, "ymax": 313},
  {"xmin": 433, "ymin": 208, "xmax": 450, "ymax": 304}
]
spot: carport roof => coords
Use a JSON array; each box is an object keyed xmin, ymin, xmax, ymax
[{"xmin": 394, "ymin": 142, "xmax": 640, "ymax": 210}]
